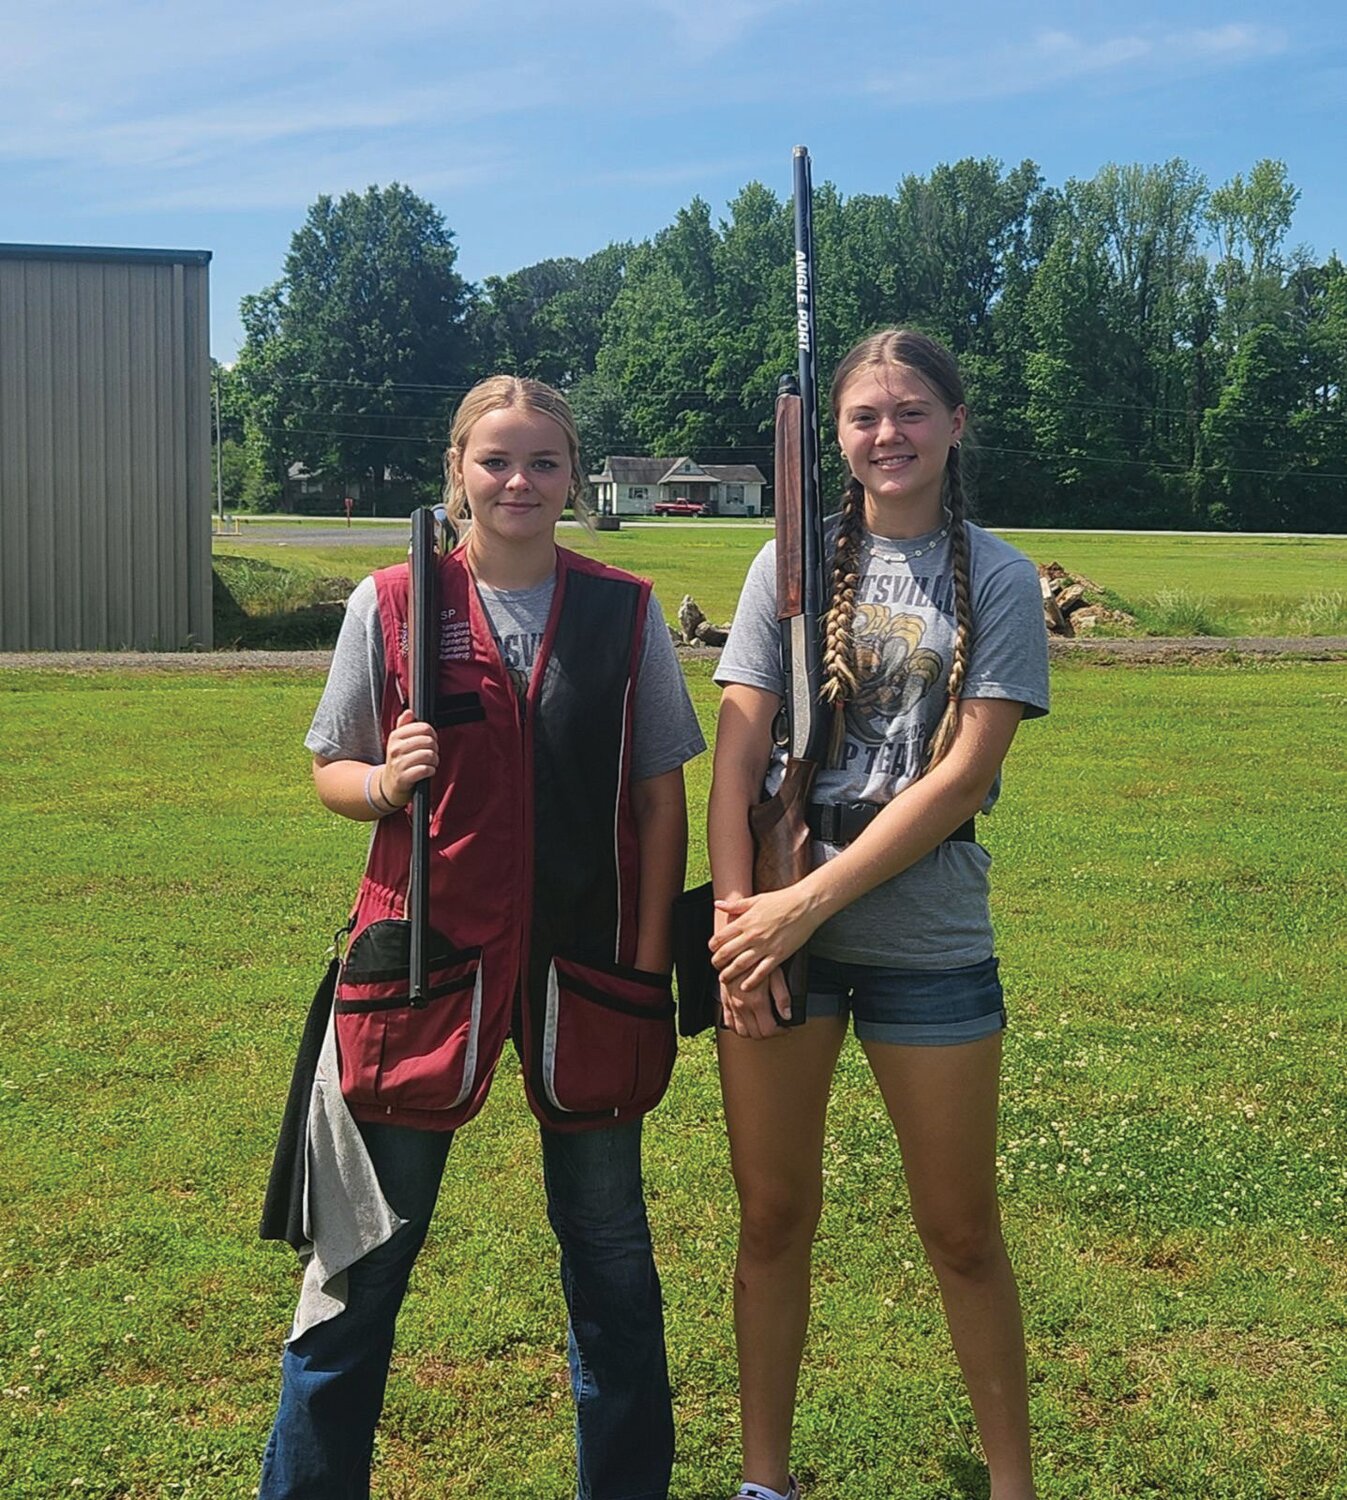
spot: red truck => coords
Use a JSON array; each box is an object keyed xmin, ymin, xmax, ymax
[{"xmin": 652, "ymin": 498, "xmax": 707, "ymax": 517}]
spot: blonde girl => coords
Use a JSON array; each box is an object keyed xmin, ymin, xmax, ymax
[
  {"xmin": 259, "ymin": 376, "xmax": 704, "ymax": 1500},
  {"xmin": 708, "ymin": 331, "xmax": 1048, "ymax": 1500}
]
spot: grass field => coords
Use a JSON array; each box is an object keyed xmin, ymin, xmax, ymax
[
  {"xmin": 214, "ymin": 526, "xmax": 1347, "ymax": 643},
  {"xmin": 1, "ymin": 657, "xmax": 1344, "ymax": 1498}
]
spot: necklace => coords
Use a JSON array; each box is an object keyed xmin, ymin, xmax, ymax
[{"xmin": 867, "ymin": 509, "xmax": 953, "ymax": 563}]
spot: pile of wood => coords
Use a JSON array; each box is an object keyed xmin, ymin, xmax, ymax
[
  {"xmin": 1037, "ymin": 562, "xmax": 1136, "ymax": 636},
  {"xmin": 677, "ymin": 573, "xmax": 1135, "ymax": 646},
  {"xmin": 675, "ymin": 595, "xmax": 730, "ymax": 647}
]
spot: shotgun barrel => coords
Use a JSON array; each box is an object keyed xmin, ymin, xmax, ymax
[
  {"xmin": 788, "ymin": 142, "xmax": 827, "ymax": 763},
  {"xmin": 407, "ymin": 505, "xmax": 437, "ymax": 1006},
  {"xmin": 746, "ymin": 145, "xmax": 828, "ymax": 1021}
]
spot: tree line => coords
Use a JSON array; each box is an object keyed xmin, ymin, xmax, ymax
[{"xmin": 220, "ymin": 161, "xmax": 1347, "ymax": 532}]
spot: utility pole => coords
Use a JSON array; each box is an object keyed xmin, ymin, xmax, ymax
[{"xmin": 214, "ymin": 365, "xmax": 225, "ymax": 527}]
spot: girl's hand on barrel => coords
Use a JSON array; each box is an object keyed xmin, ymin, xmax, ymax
[{"xmin": 381, "ymin": 709, "xmax": 438, "ymax": 807}]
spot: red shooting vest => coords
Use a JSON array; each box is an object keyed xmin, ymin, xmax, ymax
[{"xmin": 333, "ymin": 545, "xmax": 676, "ymax": 1133}]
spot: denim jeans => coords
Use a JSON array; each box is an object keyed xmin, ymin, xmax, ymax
[{"xmin": 259, "ymin": 1117, "xmax": 673, "ymax": 1500}]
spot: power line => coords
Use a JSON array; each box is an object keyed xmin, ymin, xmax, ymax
[
  {"xmin": 236, "ymin": 369, "xmax": 1347, "ymax": 429},
  {"xmin": 247, "ymin": 423, "xmax": 1347, "ymax": 482},
  {"xmin": 976, "ymin": 444, "xmax": 1347, "ymax": 481}
]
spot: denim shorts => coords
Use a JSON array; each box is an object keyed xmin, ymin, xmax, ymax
[{"xmin": 806, "ymin": 953, "xmax": 1006, "ymax": 1046}]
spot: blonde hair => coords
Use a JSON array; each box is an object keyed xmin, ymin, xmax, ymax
[
  {"xmin": 442, "ymin": 375, "xmax": 593, "ymax": 531},
  {"xmin": 821, "ymin": 329, "xmax": 973, "ymax": 773}
]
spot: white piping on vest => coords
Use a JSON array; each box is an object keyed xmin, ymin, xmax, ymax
[
  {"xmin": 542, "ymin": 961, "xmax": 571, "ymax": 1112},
  {"xmin": 447, "ymin": 961, "xmax": 485, "ymax": 1109},
  {"xmin": 613, "ymin": 676, "xmax": 633, "ymax": 962}
]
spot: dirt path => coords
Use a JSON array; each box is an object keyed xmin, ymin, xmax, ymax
[
  {"xmin": 4, "ymin": 638, "xmax": 1347, "ymax": 674},
  {"xmin": 1047, "ymin": 636, "xmax": 1347, "ymax": 662}
]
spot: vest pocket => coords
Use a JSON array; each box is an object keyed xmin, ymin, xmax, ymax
[
  {"xmin": 334, "ymin": 919, "xmax": 484, "ymax": 1113},
  {"xmin": 542, "ymin": 956, "xmax": 677, "ymax": 1116}
]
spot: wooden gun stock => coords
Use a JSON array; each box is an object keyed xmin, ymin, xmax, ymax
[
  {"xmin": 748, "ymin": 759, "xmax": 816, "ymax": 894},
  {"xmin": 747, "ymin": 759, "xmax": 815, "ymax": 1023},
  {"xmin": 774, "ymin": 389, "xmax": 804, "ymax": 619}
]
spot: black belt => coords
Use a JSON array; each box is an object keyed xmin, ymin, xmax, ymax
[{"xmin": 806, "ymin": 801, "xmax": 976, "ymax": 848}]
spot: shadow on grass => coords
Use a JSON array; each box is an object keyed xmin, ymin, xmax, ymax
[
  {"xmin": 940, "ymin": 1450, "xmax": 991, "ymax": 1499},
  {"xmin": 212, "ymin": 561, "xmax": 350, "ymax": 649}
]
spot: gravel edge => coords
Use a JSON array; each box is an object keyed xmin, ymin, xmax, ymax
[{"xmin": 3, "ymin": 637, "xmax": 1347, "ymax": 674}]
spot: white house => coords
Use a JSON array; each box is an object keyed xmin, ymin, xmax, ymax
[{"xmin": 589, "ymin": 456, "xmax": 766, "ymax": 516}]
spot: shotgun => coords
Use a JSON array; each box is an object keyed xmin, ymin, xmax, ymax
[
  {"xmin": 746, "ymin": 145, "xmax": 828, "ymax": 1019},
  {"xmin": 406, "ymin": 505, "xmax": 440, "ymax": 1007}
]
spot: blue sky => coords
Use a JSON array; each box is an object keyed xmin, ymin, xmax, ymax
[{"xmin": 3, "ymin": 0, "xmax": 1344, "ymax": 361}]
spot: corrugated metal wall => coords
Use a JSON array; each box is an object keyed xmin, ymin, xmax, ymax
[{"xmin": 0, "ymin": 247, "xmax": 213, "ymax": 650}]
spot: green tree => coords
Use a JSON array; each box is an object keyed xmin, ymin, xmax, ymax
[
  {"xmin": 209, "ymin": 360, "xmax": 274, "ymax": 511},
  {"xmin": 893, "ymin": 158, "xmax": 1047, "ymax": 354},
  {"xmin": 706, "ymin": 182, "xmax": 793, "ymax": 456},
  {"xmin": 538, "ymin": 244, "xmax": 629, "ymax": 386},
  {"xmin": 596, "ymin": 202, "xmax": 724, "ymax": 454},
  {"xmin": 469, "ymin": 246, "xmax": 626, "ymax": 387},
  {"xmin": 569, "ymin": 372, "xmax": 633, "ymax": 476},
  {"xmin": 232, "ymin": 287, "xmax": 294, "ymax": 511},
  {"xmin": 1024, "ymin": 227, "xmax": 1136, "ymax": 524},
  {"xmin": 239, "ymin": 184, "xmax": 472, "ymax": 513},
  {"xmin": 1208, "ymin": 160, "xmax": 1301, "ymax": 342},
  {"xmin": 961, "ymin": 183, "xmax": 1062, "ymax": 523},
  {"xmin": 1196, "ymin": 323, "xmax": 1307, "ymax": 529},
  {"xmin": 471, "ymin": 257, "xmax": 583, "ymax": 379},
  {"xmin": 1069, "ymin": 160, "xmax": 1209, "ymax": 467}
]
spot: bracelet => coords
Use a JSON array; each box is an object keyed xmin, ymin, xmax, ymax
[
  {"xmin": 376, "ymin": 767, "xmax": 401, "ymax": 813},
  {"xmin": 363, "ymin": 765, "xmax": 395, "ymax": 817}
]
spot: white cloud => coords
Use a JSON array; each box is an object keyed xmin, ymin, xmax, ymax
[
  {"xmin": 0, "ymin": 1, "xmax": 529, "ymax": 150},
  {"xmin": 0, "ymin": 75, "xmax": 553, "ymax": 173},
  {"xmin": 648, "ymin": 0, "xmax": 803, "ymax": 52},
  {"xmin": 109, "ymin": 148, "xmax": 510, "ymax": 213},
  {"xmin": 864, "ymin": 23, "xmax": 1288, "ymax": 104},
  {"xmin": 0, "ymin": 0, "xmax": 491, "ymax": 90},
  {"xmin": 0, "ymin": 4, "xmax": 555, "ymax": 217},
  {"xmin": 0, "ymin": 0, "xmax": 782, "ymax": 217}
]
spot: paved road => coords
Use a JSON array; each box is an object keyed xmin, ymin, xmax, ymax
[
  {"xmin": 215, "ymin": 519, "xmax": 772, "ymax": 547},
  {"xmin": 216, "ymin": 520, "xmax": 1346, "ymax": 549}
]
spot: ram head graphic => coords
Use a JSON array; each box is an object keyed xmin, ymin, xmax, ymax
[{"xmin": 845, "ymin": 606, "xmax": 944, "ymax": 745}]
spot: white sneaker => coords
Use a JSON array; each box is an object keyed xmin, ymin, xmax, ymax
[{"xmin": 734, "ymin": 1480, "xmax": 799, "ymax": 1500}]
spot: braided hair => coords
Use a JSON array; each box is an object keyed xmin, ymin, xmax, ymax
[
  {"xmin": 822, "ymin": 330, "xmax": 973, "ymax": 773},
  {"xmin": 819, "ymin": 474, "xmax": 867, "ymax": 763}
]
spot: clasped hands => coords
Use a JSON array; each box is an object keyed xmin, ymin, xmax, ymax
[{"xmin": 709, "ymin": 883, "xmax": 822, "ymax": 1039}]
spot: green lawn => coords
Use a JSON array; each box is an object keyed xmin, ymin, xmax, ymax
[
  {"xmin": 997, "ymin": 531, "xmax": 1347, "ymax": 636},
  {"xmin": 215, "ymin": 526, "xmax": 1347, "ymax": 641},
  {"xmin": 1, "ymin": 659, "xmax": 1344, "ymax": 1498}
]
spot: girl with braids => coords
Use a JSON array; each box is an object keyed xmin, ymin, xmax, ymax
[{"xmin": 708, "ymin": 330, "xmax": 1049, "ymax": 1500}]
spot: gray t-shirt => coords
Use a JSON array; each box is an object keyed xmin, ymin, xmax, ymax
[
  {"xmin": 308, "ymin": 571, "xmax": 705, "ymax": 781},
  {"xmin": 716, "ymin": 518, "xmax": 1049, "ymax": 968}
]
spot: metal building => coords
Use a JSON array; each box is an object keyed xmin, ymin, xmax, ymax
[{"xmin": 0, "ymin": 243, "xmax": 213, "ymax": 650}]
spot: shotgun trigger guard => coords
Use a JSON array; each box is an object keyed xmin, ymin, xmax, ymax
[{"xmin": 771, "ymin": 704, "xmax": 790, "ymax": 748}]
